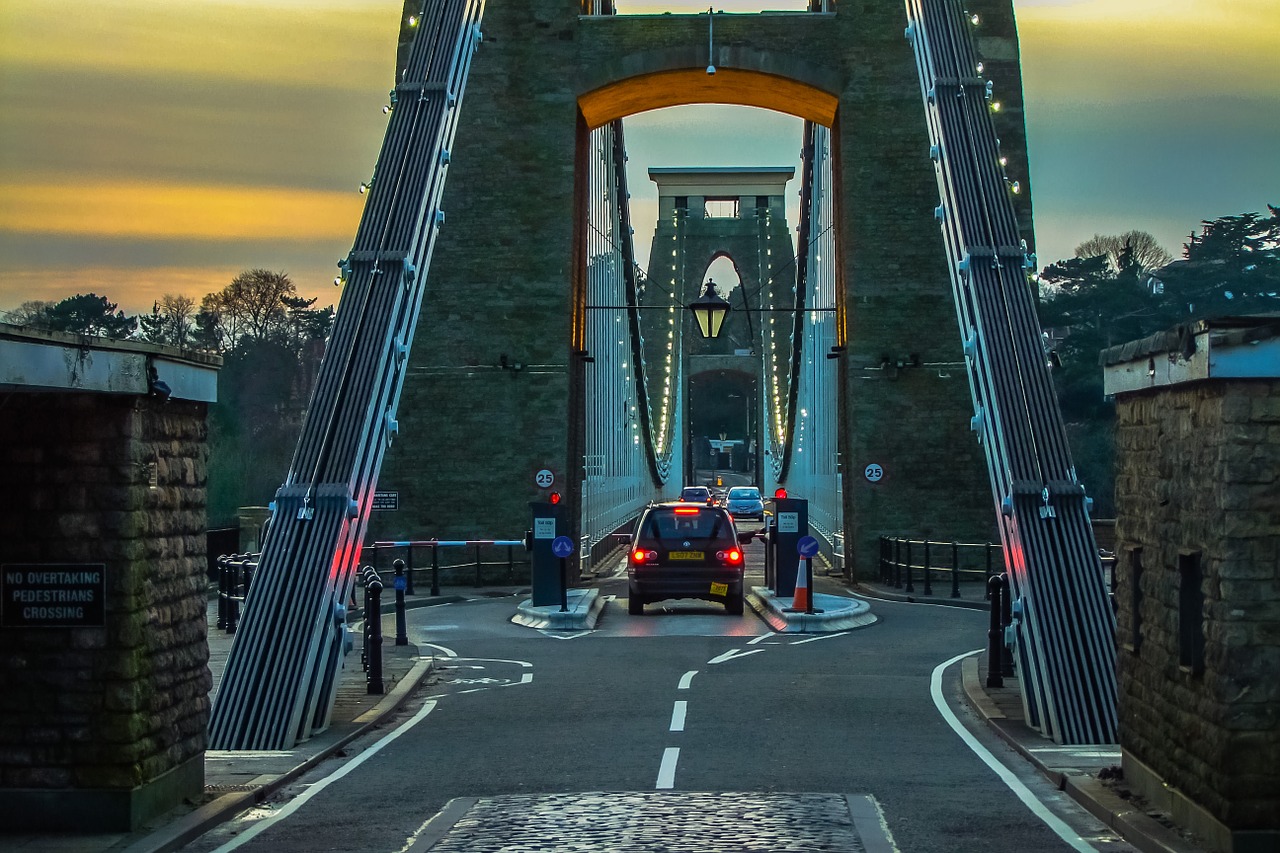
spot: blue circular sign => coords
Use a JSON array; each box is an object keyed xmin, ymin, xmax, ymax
[
  {"xmin": 797, "ymin": 535, "xmax": 820, "ymax": 558},
  {"xmin": 551, "ymin": 535, "xmax": 575, "ymax": 558}
]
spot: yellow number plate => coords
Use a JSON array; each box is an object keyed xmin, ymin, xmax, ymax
[
  {"xmin": 669, "ymin": 550, "xmax": 704, "ymax": 560},
  {"xmin": 710, "ymin": 582, "xmax": 729, "ymax": 596}
]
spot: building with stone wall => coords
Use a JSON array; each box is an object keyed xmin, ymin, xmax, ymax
[
  {"xmin": 1103, "ymin": 317, "xmax": 1279, "ymax": 853},
  {"xmin": 0, "ymin": 324, "xmax": 220, "ymax": 831}
]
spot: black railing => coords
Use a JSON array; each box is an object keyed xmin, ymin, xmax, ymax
[
  {"xmin": 364, "ymin": 539, "xmax": 529, "ymax": 594},
  {"xmin": 215, "ymin": 553, "xmax": 258, "ymax": 633},
  {"xmin": 878, "ymin": 536, "xmax": 1002, "ymax": 599}
]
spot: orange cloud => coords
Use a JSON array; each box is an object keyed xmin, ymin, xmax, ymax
[{"xmin": 0, "ymin": 181, "xmax": 367, "ymax": 241}]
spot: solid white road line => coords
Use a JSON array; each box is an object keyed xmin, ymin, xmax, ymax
[
  {"xmin": 656, "ymin": 747, "xmax": 680, "ymax": 789},
  {"xmin": 931, "ymin": 651, "xmax": 1097, "ymax": 853},
  {"xmin": 669, "ymin": 701, "xmax": 687, "ymax": 732},
  {"xmin": 707, "ymin": 647, "xmax": 765, "ymax": 665},
  {"xmin": 747, "ymin": 632, "xmax": 776, "ymax": 645},
  {"xmin": 789, "ymin": 631, "xmax": 849, "ymax": 645},
  {"xmin": 209, "ymin": 700, "xmax": 441, "ymax": 853},
  {"xmin": 420, "ymin": 643, "xmax": 458, "ymax": 658},
  {"xmin": 677, "ymin": 670, "xmax": 698, "ymax": 690}
]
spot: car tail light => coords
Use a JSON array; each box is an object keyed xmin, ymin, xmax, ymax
[
  {"xmin": 673, "ymin": 507, "xmax": 699, "ymax": 515},
  {"xmin": 717, "ymin": 548, "xmax": 743, "ymax": 565},
  {"xmin": 631, "ymin": 549, "xmax": 657, "ymax": 565}
]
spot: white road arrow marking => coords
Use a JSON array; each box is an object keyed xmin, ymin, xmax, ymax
[{"xmin": 707, "ymin": 647, "xmax": 765, "ymax": 665}]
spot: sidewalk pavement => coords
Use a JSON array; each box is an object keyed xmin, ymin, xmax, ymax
[{"xmin": 7, "ymin": 575, "xmax": 1207, "ymax": 853}]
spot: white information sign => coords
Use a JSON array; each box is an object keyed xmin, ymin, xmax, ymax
[
  {"xmin": 778, "ymin": 512, "xmax": 799, "ymax": 533},
  {"xmin": 535, "ymin": 468, "xmax": 555, "ymax": 488},
  {"xmin": 534, "ymin": 517, "xmax": 556, "ymax": 539}
]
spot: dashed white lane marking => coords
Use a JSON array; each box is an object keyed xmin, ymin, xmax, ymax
[
  {"xmin": 790, "ymin": 631, "xmax": 849, "ymax": 645},
  {"xmin": 707, "ymin": 647, "xmax": 766, "ymax": 665},
  {"xmin": 677, "ymin": 670, "xmax": 698, "ymax": 690},
  {"xmin": 656, "ymin": 747, "xmax": 680, "ymax": 789},
  {"xmin": 669, "ymin": 701, "xmax": 687, "ymax": 732},
  {"xmin": 931, "ymin": 650, "xmax": 1096, "ymax": 853},
  {"xmin": 209, "ymin": 700, "xmax": 441, "ymax": 853},
  {"xmin": 747, "ymin": 632, "xmax": 776, "ymax": 645}
]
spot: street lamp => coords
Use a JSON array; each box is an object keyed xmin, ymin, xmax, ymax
[{"xmin": 688, "ymin": 280, "xmax": 731, "ymax": 339}]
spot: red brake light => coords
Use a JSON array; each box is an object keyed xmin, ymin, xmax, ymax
[
  {"xmin": 632, "ymin": 549, "xmax": 646, "ymax": 563},
  {"xmin": 727, "ymin": 549, "xmax": 742, "ymax": 564},
  {"xmin": 673, "ymin": 507, "xmax": 700, "ymax": 515}
]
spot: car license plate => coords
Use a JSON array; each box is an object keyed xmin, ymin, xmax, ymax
[
  {"xmin": 710, "ymin": 582, "xmax": 728, "ymax": 596},
  {"xmin": 669, "ymin": 550, "xmax": 703, "ymax": 560}
]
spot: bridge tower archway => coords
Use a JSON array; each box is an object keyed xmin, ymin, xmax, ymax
[{"xmin": 375, "ymin": 0, "xmax": 1034, "ymax": 575}]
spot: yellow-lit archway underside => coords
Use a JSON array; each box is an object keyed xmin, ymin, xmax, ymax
[{"xmin": 579, "ymin": 68, "xmax": 838, "ymax": 129}]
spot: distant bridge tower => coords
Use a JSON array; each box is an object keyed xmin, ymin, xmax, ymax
[{"xmin": 642, "ymin": 167, "xmax": 794, "ymax": 486}]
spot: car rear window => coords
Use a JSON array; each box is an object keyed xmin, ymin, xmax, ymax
[
  {"xmin": 728, "ymin": 488, "xmax": 759, "ymax": 499},
  {"xmin": 645, "ymin": 508, "xmax": 728, "ymax": 541}
]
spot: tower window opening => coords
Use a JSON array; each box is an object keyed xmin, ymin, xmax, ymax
[{"xmin": 704, "ymin": 198, "xmax": 739, "ymax": 219}]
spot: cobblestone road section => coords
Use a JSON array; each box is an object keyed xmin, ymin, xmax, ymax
[{"xmin": 410, "ymin": 792, "xmax": 883, "ymax": 851}]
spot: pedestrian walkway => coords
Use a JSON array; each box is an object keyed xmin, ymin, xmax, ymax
[{"xmin": 4, "ymin": 577, "xmax": 1209, "ymax": 853}]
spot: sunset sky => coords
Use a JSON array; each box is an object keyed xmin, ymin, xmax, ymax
[{"xmin": 1, "ymin": 0, "xmax": 1276, "ymax": 318}]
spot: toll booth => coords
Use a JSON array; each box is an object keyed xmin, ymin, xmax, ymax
[
  {"xmin": 527, "ymin": 501, "xmax": 565, "ymax": 606},
  {"xmin": 771, "ymin": 497, "xmax": 808, "ymax": 596}
]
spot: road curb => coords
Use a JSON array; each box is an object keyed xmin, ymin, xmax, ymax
[{"xmin": 122, "ymin": 657, "xmax": 436, "ymax": 853}]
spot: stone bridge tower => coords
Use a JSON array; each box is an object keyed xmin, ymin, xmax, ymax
[
  {"xmin": 642, "ymin": 167, "xmax": 793, "ymax": 484},
  {"xmin": 374, "ymin": 0, "xmax": 1032, "ymax": 573}
]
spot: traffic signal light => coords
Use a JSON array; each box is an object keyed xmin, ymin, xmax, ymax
[
  {"xmin": 774, "ymin": 487, "xmax": 788, "ymax": 499},
  {"xmin": 549, "ymin": 491, "xmax": 561, "ymax": 505}
]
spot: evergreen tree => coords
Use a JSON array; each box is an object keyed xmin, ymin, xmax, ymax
[{"xmin": 42, "ymin": 294, "xmax": 137, "ymax": 339}]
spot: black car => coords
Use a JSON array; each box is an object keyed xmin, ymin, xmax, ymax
[{"xmin": 627, "ymin": 502, "xmax": 751, "ymax": 616}]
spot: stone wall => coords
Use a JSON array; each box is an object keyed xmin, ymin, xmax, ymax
[
  {"xmin": 0, "ymin": 393, "xmax": 210, "ymax": 830},
  {"xmin": 1113, "ymin": 379, "xmax": 1280, "ymax": 843},
  {"xmin": 376, "ymin": 0, "xmax": 1025, "ymax": 574}
]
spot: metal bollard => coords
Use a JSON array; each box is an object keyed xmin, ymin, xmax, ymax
[
  {"xmin": 393, "ymin": 559, "xmax": 408, "ymax": 646},
  {"xmin": 951, "ymin": 541, "xmax": 961, "ymax": 598},
  {"xmin": 405, "ymin": 546, "xmax": 416, "ymax": 596},
  {"xmin": 364, "ymin": 567, "xmax": 384, "ymax": 694},
  {"xmin": 986, "ymin": 574, "xmax": 1004, "ymax": 688},
  {"xmin": 430, "ymin": 543, "xmax": 441, "ymax": 597},
  {"xmin": 923, "ymin": 541, "xmax": 933, "ymax": 596},
  {"xmin": 216, "ymin": 554, "xmax": 231, "ymax": 630},
  {"xmin": 999, "ymin": 573, "xmax": 1014, "ymax": 677}
]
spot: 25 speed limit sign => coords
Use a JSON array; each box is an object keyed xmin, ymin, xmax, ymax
[
  {"xmin": 864, "ymin": 463, "xmax": 885, "ymax": 483},
  {"xmin": 535, "ymin": 468, "xmax": 555, "ymax": 488}
]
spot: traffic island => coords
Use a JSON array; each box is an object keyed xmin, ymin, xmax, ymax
[
  {"xmin": 748, "ymin": 588, "xmax": 876, "ymax": 633},
  {"xmin": 512, "ymin": 588, "xmax": 604, "ymax": 630}
]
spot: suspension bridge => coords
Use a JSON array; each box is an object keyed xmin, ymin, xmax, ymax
[{"xmin": 210, "ymin": 0, "xmax": 1115, "ymax": 751}]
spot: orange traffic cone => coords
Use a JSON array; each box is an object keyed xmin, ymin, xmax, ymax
[{"xmin": 791, "ymin": 564, "xmax": 811, "ymax": 612}]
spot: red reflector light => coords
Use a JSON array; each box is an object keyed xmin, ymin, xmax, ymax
[{"xmin": 673, "ymin": 507, "xmax": 700, "ymax": 515}]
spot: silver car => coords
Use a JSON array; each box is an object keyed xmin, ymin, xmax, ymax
[{"xmin": 724, "ymin": 486, "xmax": 764, "ymax": 520}]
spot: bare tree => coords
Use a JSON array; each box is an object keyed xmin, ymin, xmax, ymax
[
  {"xmin": 1074, "ymin": 231, "xmax": 1173, "ymax": 275},
  {"xmin": 140, "ymin": 294, "xmax": 198, "ymax": 347},
  {"xmin": 228, "ymin": 269, "xmax": 296, "ymax": 342},
  {"xmin": 3, "ymin": 300, "xmax": 53, "ymax": 327}
]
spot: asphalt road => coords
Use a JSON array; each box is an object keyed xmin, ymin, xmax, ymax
[{"xmin": 183, "ymin": 574, "xmax": 1135, "ymax": 853}]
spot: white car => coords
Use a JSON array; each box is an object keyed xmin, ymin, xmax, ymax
[{"xmin": 724, "ymin": 486, "xmax": 764, "ymax": 520}]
